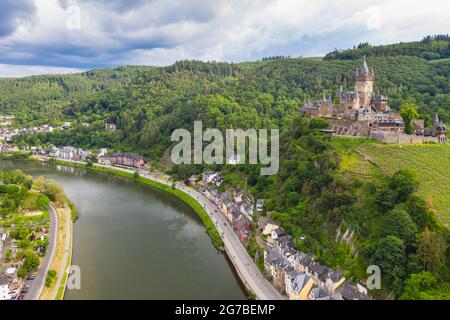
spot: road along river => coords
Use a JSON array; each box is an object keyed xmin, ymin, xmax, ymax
[{"xmin": 0, "ymin": 159, "xmax": 246, "ymax": 300}]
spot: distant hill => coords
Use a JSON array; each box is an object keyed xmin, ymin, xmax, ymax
[
  {"xmin": 324, "ymin": 35, "xmax": 450, "ymax": 61},
  {"xmin": 1, "ymin": 39, "xmax": 449, "ymax": 158}
]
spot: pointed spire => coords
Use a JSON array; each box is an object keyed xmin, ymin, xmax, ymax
[
  {"xmin": 362, "ymin": 55, "xmax": 369, "ymax": 74},
  {"xmin": 435, "ymin": 113, "xmax": 440, "ymax": 124}
]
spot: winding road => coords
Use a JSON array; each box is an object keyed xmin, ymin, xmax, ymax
[
  {"xmin": 25, "ymin": 205, "xmax": 58, "ymax": 300},
  {"xmin": 51, "ymin": 205, "xmax": 71, "ymax": 299}
]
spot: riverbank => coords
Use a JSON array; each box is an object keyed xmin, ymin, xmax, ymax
[
  {"xmin": 38, "ymin": 203, "xmax": 73, "ymax": 300},
  {"xmin": 43, "ymin": 157, "xmax": 224, "ymax": 249},
  {"xmin": 34, "ymin": 156, "xmax": 282, "ymax": 300}
]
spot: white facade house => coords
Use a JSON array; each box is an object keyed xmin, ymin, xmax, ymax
[
  {"xmin": 98, "ymin": 148, "xmax": 108, "ymax": 158},
  {"xmin": 0, "ymin": 276, "xmax": 11, "ymax": 300}
]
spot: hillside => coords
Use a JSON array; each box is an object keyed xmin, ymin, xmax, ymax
[
  {"xmin": 4, "ymin": 53, "xmax": 450, "ymax": 160},
  {"xmin": 354, "ymin": 142, "xmax": 450, "ymax": 227},
  {"xmin": 1, "ymin": 38, "xmax": 450, "ymax": 299},
  {"xmin": 324, "ymin": 35, "xmax": 450, "ymax": 61}
]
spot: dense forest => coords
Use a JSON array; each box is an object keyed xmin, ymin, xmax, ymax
[
  {"xmin": 325, "ymin": 35, "xmax": 450, "ymax": 61},
  {"xmin": 2, "ymin": 37, "xmax": 450, "ymax": 298},
  {"xmin": 5, "ymin": 51, "xmax": 450, "ymax": 160}
]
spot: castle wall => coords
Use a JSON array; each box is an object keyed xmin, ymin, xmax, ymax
[{"xmin": 369, "ymin": 131, "xmax": 442, "ymax": 144}]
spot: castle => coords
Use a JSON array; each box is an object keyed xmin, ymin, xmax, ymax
[
  {"xmin": 415, "ymin": 113, "xmax": 448, "ymax": 143},
  {"xmin": 301, "ymin": 57, "xmax": 447, "ymax": 143},
  {"xmin": 301, "ymin": 56, "xmax": 401, "ymax": 131}
]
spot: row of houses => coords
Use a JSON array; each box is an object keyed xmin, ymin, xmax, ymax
[
  {"xmin": 263, "ymin": 225, "xmax": 371, "ymax": 300},
  {"xmin": 201, "ymin": 171, "xmax": 223, "ymax": 187},
  {"xmin": 48, "ymin": 146, "xmax": 92, "ymax": 161},
  {"xmin": 198, "ymin": 171, "xmax": 264, "ymax": 242},
  {"xmin": 98, "ymin": 152, "xmax": 146, "ymax": 169},
  {"xmin": 199, "ymin": 186, "xmax": 253, "ymax": 242},
  {"xmin": 0, "ymin": 266, "xmax": 18, "ymax": 301},
  {"xmin": 0, "ymin": 123, "xmax": 70, "ymax": 143}
]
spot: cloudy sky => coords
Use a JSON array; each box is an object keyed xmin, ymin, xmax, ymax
[{"xmin": 0, "ymin": 0, "xmax": 449, "ymax": 77}]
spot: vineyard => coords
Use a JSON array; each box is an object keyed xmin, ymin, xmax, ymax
[{"xmin": 355, "ymin": 142, "xmax": 450, "ymax": 227}]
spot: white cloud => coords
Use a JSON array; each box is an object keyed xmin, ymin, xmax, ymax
[
  {"xmin": 0, "ymin": 64, "xmax": 83, "ymax": 78},
  {"xmin": 0, "ymin": 0, "xmax": 449, "ymax": 75}
]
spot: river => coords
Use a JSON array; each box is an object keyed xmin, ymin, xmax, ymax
[{"xmin": 0, "ymin": 160, "xmax": 246, "ymax": 300}]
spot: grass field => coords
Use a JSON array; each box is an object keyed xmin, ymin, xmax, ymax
[{"xmin": 353, "ymin": 142, "xmax": 450, "ymax": 227}]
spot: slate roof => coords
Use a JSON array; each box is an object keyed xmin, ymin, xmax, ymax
[
  {"xmin": 110, "ymin": 152, "xmax": 144, "ymax": 161},
  {"xmin": 221, "ymin": 191, "xmax": 233, "ymax": 203},
  {"xmin": 326, "ymin": 269, "xmax": 344, "ymax": 283},
  {"xmin": 286, "ymin": 272, "xmax": 312, "ymax": 294},
  {"xmin": 339, "ymin": 282, "xmax": 371, "ymax": 300}
]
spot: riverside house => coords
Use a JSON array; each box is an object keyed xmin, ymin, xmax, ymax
[
  {"xmin": 263, "ymin": 225, "xmax": 369, "ymax": 300},
  {"xmin": 0, "ymin": 275, "xmax": 11, "ymax": 300},
  {"xmin": 100, "ymin": 152, "xmax": 145, "ymax": 169},
  {"xmin": 48, "ymin": 146, "xmax": 91, "ymax": 161}
]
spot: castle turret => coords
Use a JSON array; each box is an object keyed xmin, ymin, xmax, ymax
[{"xmin": 355, "ymin": 56, "xmax": 374, "ymax": 108}]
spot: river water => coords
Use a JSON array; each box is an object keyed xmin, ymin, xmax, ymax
[{"xmin": 0, "ymin": 160, "xmax": 246, "ymax": 300}]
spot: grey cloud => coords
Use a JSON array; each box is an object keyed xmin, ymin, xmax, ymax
[{"xmin": 0, "ymin": 0, "xmax": 36, "ymax": 37}]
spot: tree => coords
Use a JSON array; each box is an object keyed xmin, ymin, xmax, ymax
[
  {"xmin": 34, "ymin": 176, "xmax": 46, "ymax": 191},
  {"xmin": 389, "ymin": 169, "xmax": 419, "ymax": 203},
  {"xmin": 371, "ymin": 236, "xmax": 406, "ymax": 288},
  {"xmin": 400, "ymin": 102, "xmax": 419, "ymax": 134},
  {"xmin": 44, "ymin": 180, "xmax": 66, "ymax": 205},
  {"xmin": 382, "ymin": 206, "xmax": 418, "ymax": 246},
  {"xmin": 375, "ymin": 169, "xmax": 419, "ymax": 212},
  {"xmin": 139, "ymin": 122, "xmax": 159, "ymax": 148},
  {"xmin": 5, "ymin": 250, "xmax": 12, "ymax": 262},
  {"xmin": 400, "ymin": 272, "xmax": 438, "ymax": 300},
  {"xmin": 417, "ymin": 228, "xmax": 447, "ymax": 275},
  {"xmin": 406, "ymin": 194, "xmax": 436, "ymax": 230},
  {"xmin": 18, "ymin": 251, "xmax": 40, "ymax": 278}
]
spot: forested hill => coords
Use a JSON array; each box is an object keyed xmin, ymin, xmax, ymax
[
  {"xmin": 324, "ymin": 35, "xmax": 450, "ymax": 61},
  {"xmin": 1, "ymin": 41, "xmax": 449, "ymax": 158}
]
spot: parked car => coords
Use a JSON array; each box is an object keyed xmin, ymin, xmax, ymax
[
  {"xmin": 21, "ymin": 288, "xmax": 29, "ymax": 294},
  {"xmin": 26, "ymin": 275, "xmax": 35, "ymax": 280},
  {"xmin": 18, "ymin": 294, "xmax": 25, "ymax": 300},
  {"xmin": 24, "ymin": 284, "xmax": 31, "ymax": 289}
]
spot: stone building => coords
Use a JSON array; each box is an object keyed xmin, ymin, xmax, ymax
[{"xmin": 301, "ymin": 56, "xmax": 398, "ymax": 127}]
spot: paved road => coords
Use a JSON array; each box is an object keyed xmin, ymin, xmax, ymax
[
  {"xmin": 25, "ymin": 205, "xmax": 58, "ymax": 300},
  {"xmin": 176, "ymin": 183, "xmax": 284, "ymax": 300},
  {"xmin": 51, "ymin": 205, "xmax": 72, "ymax": 299},
  {"xmin": 42, "ymin": 158, "xmax": 283, "ymax": 300}
]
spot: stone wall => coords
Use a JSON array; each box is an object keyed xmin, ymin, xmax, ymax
[{"xmin": 369, "ymin": 131, "xmax": 442, "ymax": 144}]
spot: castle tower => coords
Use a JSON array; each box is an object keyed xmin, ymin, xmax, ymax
[{"xmin": 355, "ymin": 56, "xmax": 374, "ymax": 108}]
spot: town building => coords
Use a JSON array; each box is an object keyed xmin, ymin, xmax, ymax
[
  {"xmin": 301, "ymin": 57, "xmax": 402, "ymax": 128},
  {"xmin": 285, "ymin": 271, "xmax": 315, "ymax": 300},
  {"xmin": 0, "ymin": 275, "xmax": 11, "ymax": 300},
  {"xmin": 101, "ymin": 152, "xmax": 145, "ymax": 169},
  {"xmin": 105, "ymin": 123, "xmax": 116, "ymax": 131},
  {"xmin": 48, "ymin": 146, "xmax": 91, "ymax": 161},
  {"xmin": 415, "ymin": 114, "xmax": 448, "ymax": 143},
  {"xmin": 301, "ymin": 57, "xmax": 448, "ymax": 144},
  {"xmin": 339, "ymin": 282, "xmax": 371, "ymax": 300}
]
